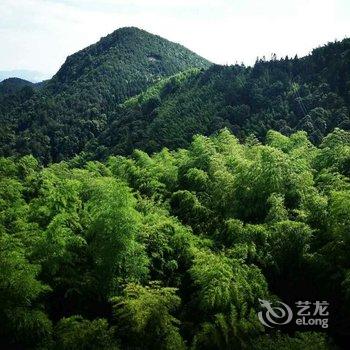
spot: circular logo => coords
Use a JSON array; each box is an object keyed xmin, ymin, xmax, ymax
[{"xmin": 258, "ymin": 298, "xmax": 293, "ymax": 328}]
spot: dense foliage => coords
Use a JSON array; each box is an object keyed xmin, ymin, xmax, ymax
[
  {"xmin": 99, "ymin": 39, "xmax": 350, "ymax": 157},
  {"xmin": 1, "ymin": 35, "xmax": 350, "ymax": 164},
  {"xmin": 0, "ymin": 27, "xmax": 210, "ymax": 163},
  {"xmin": 1, "ymin": 128, "xmax": 349, "ymax": 349},
  {"xmin": 0, "ymin": 78, "xmax": 35, "ymax": 97}
]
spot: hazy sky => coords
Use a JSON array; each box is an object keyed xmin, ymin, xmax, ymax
[{"xmin": 1, "ymin": 0, "xmax": 350, "ymax": 79}]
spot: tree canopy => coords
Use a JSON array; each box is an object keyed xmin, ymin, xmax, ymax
[{"xmin": 0, "ymin": 128, "xmax": 349, "ymax": 348}]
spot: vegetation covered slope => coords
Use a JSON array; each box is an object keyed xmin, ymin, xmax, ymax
[
  {"xmin": 0, "ymin": 78, "xmax": 35, "ymax": 96},
  {"xmin": 97, "ymin": 38, "xmax": 350, "ymax": 157},
  {"xmin": 46, "ymin": 27, "xmax": 211, "ymax": 98},
  {"xmin": 1, "ymin": 128, "xmax": 349, "ymax": 349},
  {"xmin": 0, "ymin": 27, "xmax": 211, "ymax": 163}
]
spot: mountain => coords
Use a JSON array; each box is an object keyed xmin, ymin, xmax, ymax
[
  {"xmin": 96, "ymin": 38, "xmax": 350, "ymax": 156},
  {"xmin": 0, "ymin": 27, "xmax": 211, "ymax": 162},
  {"xmin": 1, "ymin": 29, "xmax": 350, "ymax": 350},
  {"xmin": 1, "ymin": 32, "xmax": 350, "ymax": 164},
  {"xmin": 0, "ymin": 78, "xmax": 34, "ymax": 96},
  {"xmin": 46, "ymin": 27, "xmax": 211, "ymax": 98}
]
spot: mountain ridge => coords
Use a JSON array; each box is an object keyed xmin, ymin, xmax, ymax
[
  {"xmin": 46, "ymin": 26, "xmax": 211, "ymax": 95},
  {"xmin": 0, "ymin": 78, "xmax": 35, "ymax": 96},
  {"xmin": 0, "ymin": 27, "xmax": 211, "ymax": 162},
  {"xmin": 95, "ymin": 37, "xmax": 350, "ymax": 156},
  {"xmin": 0, "ymin": 30, "xmax": 349, "ymax": 163}
]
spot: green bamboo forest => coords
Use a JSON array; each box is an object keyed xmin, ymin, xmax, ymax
[{"xmin": 0, "ymin": 27, "xmax": 349, "ymax": 349}]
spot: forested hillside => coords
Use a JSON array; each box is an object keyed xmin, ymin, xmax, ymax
[
  {"xmin": 1, "ymin": 27, "xmax": 350, "ymax": 349},
  {"xmin": 0, "ymin": 27, "xmax": 210, "ymax": 163},
  {"xmin": 98, "ymin": 38, "xmax": 350, "ymax": 157},
  {"xmin": 0, "ymin": 78, "xmax": 35, "ymax": 96},
  {"xmin": 1, "ymin": 35, "xmax": 350, "ymax": 164},
  {"xmin": 1, "ymin": 128, "xmax": 349, "ymax": 349}
]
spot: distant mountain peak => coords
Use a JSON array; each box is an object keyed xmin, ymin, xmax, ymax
[
  {"xmin": 49, "ymin": 27, "xmax": 211, "ymax": 91},
  {"xmin": 1, "ymin": 77, "xmax": 32, "ymax": 83},
  {"xmin": 0, "ymin": 77, "xmax": 34, "ymax": 96},
  {"xmin": 0, "ymin": 36, "xmax": 349, "ymax": 164}
]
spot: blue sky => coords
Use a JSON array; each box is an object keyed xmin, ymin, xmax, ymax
[{"xmin": 1, "ymin": 0, "xmax": 350, "ymax": 79}]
